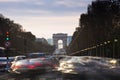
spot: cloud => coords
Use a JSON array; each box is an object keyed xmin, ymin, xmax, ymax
[
  {"xmin": 0, "ymin": 0, "xmax": 44, "ymax": 6},
  {"xmin": 54, "ymin": 0, "xmax": 92, "ymax": 8},
  {"xmin": 33, "ymin": 2, "xmax": 44, "ymax": 6},
  {"xmin": 0, "ymin": 0, "xmax": 91, "ymax": 17},
  {"xmin": 5, "ymin": 9, "xmax": 52, "ymax": 15},
  {"xmin": 0, "ymin": 6, "xmax": 82, "ymax": 17},
  {"xmin": 0, "ymin": 0, "xmax": 26, "ymax": 2},
  {"xmin": 31, "ymin": 0, "xmax": 45, "ymax": 6}
]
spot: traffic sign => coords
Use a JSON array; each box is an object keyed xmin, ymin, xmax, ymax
[{"xmin": 5, "ymin": 41, "xmax": 11, "ymax": 47}]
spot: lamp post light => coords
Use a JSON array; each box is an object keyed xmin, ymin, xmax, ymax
[
  {"xmin": 96, "ymin": 45, "xmax": 99, "ymax": 57},
  {"xmin": 114, "ymin": 39, "xmax": 118, "ymax": 42},
  {"xmin": 100, "ymin": 44, "xmax": 103, "ymax": 57},
  {"xmin": 107, "ymin": 41, "xmax": 110, "ymax": 43},
  {"xmin": 104, "ymin": 42, "xmax": 107, "ymax": 45},
  {"xmin": 105, "ymin": 41, "xmax": 111, "ymax": 57},
  {"xmin": 104, "ymin": 42, "xmax": 108, "ymax": 57}
]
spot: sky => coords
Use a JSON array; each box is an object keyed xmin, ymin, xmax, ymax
[{"xmin": 0, "ymin": 0, "xmax": 93, "ymax": 39}]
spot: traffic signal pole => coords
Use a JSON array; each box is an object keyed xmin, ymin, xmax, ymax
[
  {"xmin": 6, "ymin": 48, "xmax": 9, "ymax": 70},
  {"xmin": 5, "ymin": 31, "xmax": 11, "ymax": 71}
]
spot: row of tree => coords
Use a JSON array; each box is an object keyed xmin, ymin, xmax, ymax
[
  {"xmin": 68, "ymin": 0, "xmax": 120, "ymax": 58},
  {"xmin": 0, "ymin": 14, "xmax": 55, "ymax": 56}
]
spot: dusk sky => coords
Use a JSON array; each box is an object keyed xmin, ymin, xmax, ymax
[{"xmin": 0, "ymin": 0, "xmax": 93, "ymax": 39}]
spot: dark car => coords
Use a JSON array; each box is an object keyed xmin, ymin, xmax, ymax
[{"xmin": 57, "ymin": 56, "xmax": 120, "ymax": 80}]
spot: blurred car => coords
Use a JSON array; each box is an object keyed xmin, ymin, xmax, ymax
[
  {"xmin": 9, "ymin": 57, "xmax": 55, "ymax": 74},
  {"xmin": 0, "ymin": 57, "xmax": 14, "ymax": 71},
  {"xmin": 10, "ymin": 55, "xmax": 26, "ymax": 67},
  {"xmin": 57, "ymin": 56, "xmax": 120, "ymax": 80},
  {"xmin": 48, "ymin": 55, "xmax": 59, "ymax": 69}
]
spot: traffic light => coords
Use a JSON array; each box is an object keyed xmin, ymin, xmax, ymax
[
  {"xmin": 5, "ymin": 31, "xmax": 10, "ymax": 41},
  {"xmin": 4, "ymin": 31, "xmax": 11, "ymax": 48}
]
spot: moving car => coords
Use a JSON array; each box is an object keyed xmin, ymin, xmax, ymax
[
  {"xmin": 57, "ymin": 56, "xmax": 120, "ymax": 80},
  {"xmin": 9, "ymin": 57, "xmax": 55, "ymax": 74},
  {"xmin": 10, "ymin": 55, "xmax": 26, "ymax": 67}
]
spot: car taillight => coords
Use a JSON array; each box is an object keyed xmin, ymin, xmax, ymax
[
  {"xmin": 34, "ymin": 62, "xmax": 42, "ymax": 66},
  {"xmin": 41, "ymin": 57, "xmax": 45, "ymax": 60},
  {"xmin": 28, "ymin": 65, "xmax": 35, "ymax": 69},
  {"xmin": 14, "ymin": 65, "xmax": 22, "ymax": 69},
  {"xmin": 14, "ymin": 64, "xmax": 27, "ymax": 69}
]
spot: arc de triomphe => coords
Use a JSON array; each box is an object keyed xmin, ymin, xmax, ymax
[{"xmin": 53, "ymin": 33, "xmax": 67, "ymax": 49}]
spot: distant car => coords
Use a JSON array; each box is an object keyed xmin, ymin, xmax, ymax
[
  {"xmin": 9, "ymin": 57, "xmax": 55, "ymax": 74},
  {"xmin": 57, "ymin": 56, "xmax": 120, "ymax": 80}
]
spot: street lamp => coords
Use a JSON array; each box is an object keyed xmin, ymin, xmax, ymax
[
  {"xmin": 114, "ymin": 39, "xmax": 118, "ymax": 42},
  {"xmin": 107, "ymin": 41, "xmax": 110, "ymax": 43},
  {"xmin": 100, "ymin": 44, "xmax": 103, "ymax": 57},
  {"xmin": 104, "ymin": 42, "xmax": 107, "ymax": 45}
]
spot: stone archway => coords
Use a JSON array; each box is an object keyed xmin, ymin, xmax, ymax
[{"xmin": 53, "ymin": 33, "xmax": 67, "ymax": 49}]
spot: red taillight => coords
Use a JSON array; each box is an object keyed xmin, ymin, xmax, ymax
[
  {"xmin": 14, "ymin": 64, "xmax": 27, "ymax": 69},
  {"xmin": 14, "ymin": 65, "xmax": 22, "ymax": 69},
  {"xmin": 41, "ymin": 57, "xmax": 45, "ymax": 60},
  {"xmin": 34, "ymin": 62, "xmax": 42, "ymax": 66},
  {"xmin": 28, "ymin": 65, "xmax": 35, "ymax": 69}
]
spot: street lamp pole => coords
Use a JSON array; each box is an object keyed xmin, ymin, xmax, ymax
[{"xmin": 113, "ymin": 39, "xmax": 118, "ymax": 58}]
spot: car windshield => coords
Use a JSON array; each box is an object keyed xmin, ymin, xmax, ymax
[
  {"xmin": 14, "ymin": 56, "xmax": 26, "ymax": 61},
  {"xmin": 0, "ymin": 0, "xmax": 120, "ymax": 80},
  {"xmin": 27, "ymin": 53, "xmax": 45, "ymax": 58}
]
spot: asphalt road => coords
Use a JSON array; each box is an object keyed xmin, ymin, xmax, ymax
[
  {"xmin": 0, "ymin": 71, "xmax": 63, "ymax": 80},
  {"xmin": 0, "ymin": 70, "xmax": 120, "ymax": 80}
]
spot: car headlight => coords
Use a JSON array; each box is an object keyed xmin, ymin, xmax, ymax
[
  {"xmin": 67, "ymin": 64, "xmax": 74, "ymax": 68},
  {"xmin": 64, "ymin": 69, "xmax": 78, "ymax": 74},
  {"xmin": 110, "ymin": 59, "xmax": 117, "ymax": 64}
]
